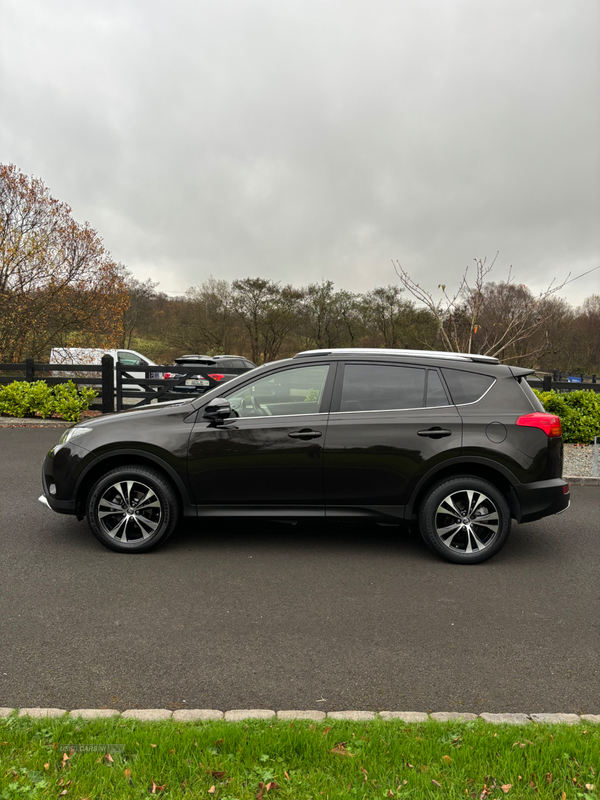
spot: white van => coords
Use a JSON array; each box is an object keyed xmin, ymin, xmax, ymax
[{"xmin": 50, "ymin": 347, "xmax": 160, "ymax": 389}]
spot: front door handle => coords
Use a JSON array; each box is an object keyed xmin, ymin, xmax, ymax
[
  {"xmin": 417, "ymin": 427, "xmax": 452, "ymax": 438},
  {"xmin": 288, "ymin": 429, "xmax": 323, "ymax": 440}
]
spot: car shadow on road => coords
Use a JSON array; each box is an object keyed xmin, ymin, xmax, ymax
[{"xmin": 169, "ymin": 517, "xmax": 431, "ymax": 559}]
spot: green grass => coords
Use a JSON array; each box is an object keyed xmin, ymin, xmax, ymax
[{"xmin": 1, "ymin": 715, "xmax": 598, "ymax": 799}]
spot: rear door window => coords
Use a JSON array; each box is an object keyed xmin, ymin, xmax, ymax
[{"xmin": 339, "ymin": 364, "xmax": 426, "ymax": 412}]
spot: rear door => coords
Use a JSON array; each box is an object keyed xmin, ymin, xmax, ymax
[{"xmin": 323, "ymin": 361, "xmax": 462, "ymax": 515}]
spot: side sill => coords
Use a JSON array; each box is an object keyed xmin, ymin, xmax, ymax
[
  {"xmin": 326, "ymin": 505, "xmax": 406, "ymax": 520},
  {"xmin": 192, "ymin": 505, "xmax": 325, "ymax": 518}
]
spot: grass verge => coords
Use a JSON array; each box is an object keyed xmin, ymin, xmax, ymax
[{"xmin": 1, "ymin": 715, "xmax": 598, "ymax": 799}]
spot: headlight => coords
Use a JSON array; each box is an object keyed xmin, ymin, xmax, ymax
[{"xmin": 60, "ymin": 426, "xmax": 93, "ymax": 444}]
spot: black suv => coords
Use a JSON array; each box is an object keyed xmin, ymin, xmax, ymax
[
  {"xmin": 40, "ymin": 348, "xmax": 569, "ymax": 563},
  {"xmin": 166, "ymin": 354, "xmax": 256, "ymax": 394}
]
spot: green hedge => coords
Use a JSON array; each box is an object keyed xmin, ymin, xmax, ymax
[
  {"xmin": 0, "ymin": 380, "xmax": 97, "ymax": 423},
  {"xmin": 533, "ymin": 388, "xmax": 600, "ymax": 444}
]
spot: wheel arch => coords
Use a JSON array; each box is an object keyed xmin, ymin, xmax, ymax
[
  {"xmin": 74, "ymin": 450, "xmax": 194, "ymax": 520},
  {"xmin": 406, "ymin": 458, "xmax": 519, "ymax": 521}
]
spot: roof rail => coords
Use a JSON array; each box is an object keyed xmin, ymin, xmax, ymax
[{"xmin": 293, "ymin": 348, "xmax": 500, "ymax": 364}]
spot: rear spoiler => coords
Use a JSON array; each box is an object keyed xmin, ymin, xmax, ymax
[{"xmin": 509, "ymin": 366, "xmax": 536, "ymax": 381}]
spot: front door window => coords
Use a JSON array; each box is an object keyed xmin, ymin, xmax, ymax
[{"xmin": 225, "ymin": 364, "xmax": 330, "ymax": 417}]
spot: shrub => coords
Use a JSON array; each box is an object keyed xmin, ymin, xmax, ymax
[
  {"xmin": 0, "ymin": 380, "xmax": 97, "ymax": 422},
  {"xmin": 533, "ymin": 388, "xmax": 600, "ymax": 444}
]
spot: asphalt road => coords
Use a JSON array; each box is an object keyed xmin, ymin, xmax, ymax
[{"xmin": 1, "ymin": 426, "xmax": 598, "ymax": 714}]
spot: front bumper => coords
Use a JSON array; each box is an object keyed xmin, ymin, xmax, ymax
[
  {"xmin": 40, "ymin": 466, "xmax": 78, "ymax": 514},
  {"xmin": 512, "ymin": 478, "xmax": 570, "ymax": 523},
  {"xmin": 40, "ymin": 441, "xmax": 95, "ymax": 516}
]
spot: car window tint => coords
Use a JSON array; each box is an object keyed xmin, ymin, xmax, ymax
[
  {"xmin": 226, "ymin": 365, "xmax": 329, "ymax": 417},
  {"xmin": 426, "ymin": 370, "xmax": 449, "ymax": 407},
  {"xmin": 216, "ymin": 359, "xmax": 234, "ymax": 369},
  {"xmin": 243, "ymin": 360, "xmax": 256, "ymax": 368},
  {"xmin": 340, "ymin": 364, "xmax": 426, "ymax": 412},
  {"xmin": 441, "ymin": 368, "xmax": 495, "ymax": 404}
]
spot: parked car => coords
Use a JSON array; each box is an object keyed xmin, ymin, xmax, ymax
[
  {"xmin": 165, "ymin": 354, "xmax": 256, "ymax": 394},
  {"xmin": 39, "ymin": 348, "xmax": 569, "ymax": 563}
]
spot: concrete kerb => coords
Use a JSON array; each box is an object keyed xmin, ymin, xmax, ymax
[
  {"xmin": 3, "ymin": 708, "xmax": 600, "ymax": 723},
  {"xmin": 17, "ymin": 708, "xmax": 68, "ymax": 718}
]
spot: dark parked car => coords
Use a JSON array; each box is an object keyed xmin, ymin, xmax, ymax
[
  {"xmin": 40, "ymin": 348, "xmax": 569, "ymax": 563},
  {"xmin": 165, "ymin": 354, "xmax": 256, "ymax": 394}
]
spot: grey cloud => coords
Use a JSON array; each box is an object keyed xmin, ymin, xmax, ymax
[{"xmin": 1, "ymin": 0, "xmax": 598, "ymax": 303}]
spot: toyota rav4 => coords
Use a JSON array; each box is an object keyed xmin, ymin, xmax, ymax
[{"xmin": 40, "ymin": 348, "xmax": 569, "ymax": 563}]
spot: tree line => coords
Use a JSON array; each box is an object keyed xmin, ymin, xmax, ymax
[
  {"xmin": 122, "ymin": 272, "xmax": 600, "ymax": 375},
  {"xmin": 2, "ymin": 163, "xmax": 599, "ymax": 373}
]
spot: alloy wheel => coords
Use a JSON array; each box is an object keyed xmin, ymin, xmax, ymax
[
  {"xmin": 434, "ymin": 489, "xmax": 500, "ymax": 554},
  {"xmin": 96, "ymin": 479, "xmax": 163, "ymax": 543}
]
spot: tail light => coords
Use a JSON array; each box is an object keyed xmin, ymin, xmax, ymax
[
  {"xmin": 164, "ymin": 372, "xmax": 176, "ymax": 379},
  {"xmin": 516, "ymin": 412, "xmax": 562, "ymax": 437},
  {"xmin": 208, "ymin": 373, "xmax": 226, "ymax": 381}
]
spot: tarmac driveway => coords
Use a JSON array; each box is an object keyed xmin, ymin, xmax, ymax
[{"xmin": 0, "ymin": 426, "xmax": 598, "ymax": 714}]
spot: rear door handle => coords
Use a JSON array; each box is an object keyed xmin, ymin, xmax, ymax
[
  {"xmin": 417, "ymin": 427, "xmax": 452, "ymax": 438},
  {"xmin": 288, "ymin": 429, "xmax": 323, "ymax": 440}
]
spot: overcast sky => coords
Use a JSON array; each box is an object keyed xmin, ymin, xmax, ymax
[{"xmin": 1, "ymin": 0, "xmax": 599, "ymax": 306}]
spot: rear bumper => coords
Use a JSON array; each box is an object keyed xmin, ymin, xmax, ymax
[{"xmin": 512, "ymin": 478, "xmax": 570, "ymax": 523}]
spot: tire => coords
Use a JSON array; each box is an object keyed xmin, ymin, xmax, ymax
[
  {"xmin": 86, "ymin": 465, "xmax": 179, "ymax": 553},
  {"xmin": 419, "ymin": 476, "xmax": 511, "ymax": 564}
]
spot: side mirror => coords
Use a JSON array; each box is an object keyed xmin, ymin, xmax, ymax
[{"xmin": 202, "ymin": 397, "xmax": 231, "ymax": 422}]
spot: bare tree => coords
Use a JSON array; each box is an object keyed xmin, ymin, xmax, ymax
[{"xmin": 393, "ymin": 254, "xmax": 570, "ymax": 362}]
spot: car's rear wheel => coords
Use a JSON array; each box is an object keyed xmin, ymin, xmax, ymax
[
  {"xmin": 419, "ymin": 476, "xmax": 511, "ymax": 564},
  {"xmin": 86, "ymin": 465, "xmax": 179, "ymax": 553}
]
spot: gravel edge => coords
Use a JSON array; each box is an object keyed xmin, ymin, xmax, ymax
[{"xmin": 2, "ymin": 708, "xmax": 599, "ymax": 724}]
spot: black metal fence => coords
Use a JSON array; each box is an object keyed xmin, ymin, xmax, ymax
[
  {"xmin": 0, "ymin": 356, "xmax": 250, "ymax": 413},
  {"xmin": 1, "ymin": 358, "xmax": 599, "ymax": 415},
  {"xmin": 528, "ymin": 371, "xmax": 599, "ymax": 393}
]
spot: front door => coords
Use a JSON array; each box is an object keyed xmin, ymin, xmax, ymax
[{"xmin": 187, "ymin": 363, "xmax": 333, "ymax": 509}]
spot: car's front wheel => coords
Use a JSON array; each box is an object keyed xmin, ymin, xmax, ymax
[
  {"xmin": 419, "ymin": 476, "xmax": 511, "ymax": 564},
  {"xmin": 86, "ymin": 465, "xmax": 179, "ymax": 553}
]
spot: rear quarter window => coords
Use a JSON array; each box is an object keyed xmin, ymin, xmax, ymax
[
  {"xmin": 521, "ymin": 379, "xmax": 545, "ymax": 411},
  {"xmin": 441, "ymin": 368, "xmax": 495, "ymax": 405}
]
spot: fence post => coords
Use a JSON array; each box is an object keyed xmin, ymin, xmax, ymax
[
  {"xmin": 25, "ymin": 358, "xmax": 34, "ymax": 382},
  {"xmin": 542, "ymin": 374, "xmax": 551, "ymax": 392},
  {"xmin": 101, "ymin": 354, "xmax": 114, "ymax": 414}
]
